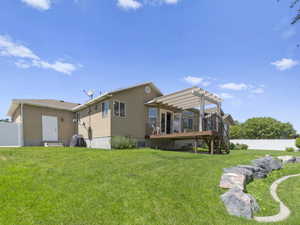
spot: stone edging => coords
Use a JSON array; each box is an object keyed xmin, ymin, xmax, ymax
[
  {"xmin": 254, "ymin": 174, "xmax": 300, "ymax": 223},
  {"xmin": 220, "ymin": 155, "xmax": 300, "ymax": 221}
]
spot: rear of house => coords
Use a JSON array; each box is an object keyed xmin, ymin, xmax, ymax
[{"xmin": 5, "ymin": 82, "xmax": 234, "ymax": 151}]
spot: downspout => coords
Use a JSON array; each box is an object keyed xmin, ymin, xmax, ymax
[{"xmin": 20, "ymin": 103, "xmax": 24, "ymax": 146}]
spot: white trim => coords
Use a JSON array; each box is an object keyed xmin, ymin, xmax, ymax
[{"xmin": 113, "ymin": 100, "xmax": 127, "ymax": 118}]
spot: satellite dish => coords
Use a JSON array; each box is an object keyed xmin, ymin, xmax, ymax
[{"xmin": 83, "ymin": 89, "xmax": 95, "ymax": 100}]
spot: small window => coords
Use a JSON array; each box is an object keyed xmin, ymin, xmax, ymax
[
  {"xmin": 148, "ymin": 108, "xmax": 157, "ymax": 126},
  {"xmin": 114, "ymin": 101, "xmax": 126, "ymax": 117},
  {"xmin": 120, "ymin": 102, "xmax": 126, "ymax": 117},
  {"xmin": 101, "ymin": 102, "xmax": 109, "ymax": 117}
]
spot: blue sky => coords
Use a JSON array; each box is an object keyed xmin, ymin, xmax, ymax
[{"xmin": 1, "ymin": 0, "xmax": 300, "ymax": 132}]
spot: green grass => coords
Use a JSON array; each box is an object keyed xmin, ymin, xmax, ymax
[{"xmin": 0, "ymin": 147, "xmax": 299, "ymax": 225}]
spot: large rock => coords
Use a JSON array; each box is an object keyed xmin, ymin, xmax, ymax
[
  {"xmin": 277, "ymin": 156, "xmax": 296, "ymax": 164},
  {"xmin": 221, "ymin": 187, "xmax": 260, "ymax": 219},
  {"xmin": 252, "ymin": 156, "xmax": 282, "ymax": 173},
  {"xmin": 223, "ymin": 167, "xmax": 253, "ymax": 183},
  {"xmin": 236, "ymin": 165, "xmax": 268, "ymax": 179},
  {"xmin": 219, "ymin": 173, "xmax": 246, "ymax": 190}
]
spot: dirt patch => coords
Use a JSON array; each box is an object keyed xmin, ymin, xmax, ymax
[{"xmin": 0, "ymin": 155, "xmax": 8, "ymax": 161}]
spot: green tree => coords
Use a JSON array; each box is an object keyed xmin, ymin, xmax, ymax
[{"xmin": 230, "ymin": 117, "xmax": 296, "ymax": 139}]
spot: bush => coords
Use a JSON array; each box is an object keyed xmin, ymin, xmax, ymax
[
  {"xmin": 228, "ymin": 143, "xmax": 248, "ymax": 150},
  {"xmin": 286, "ymin": 147, "xmax": 295, "ymax": 152},
  {"xmin": 296, "ymin": 138, "xmax": 300, "ymax": 149},
  {"xmin": 111, "ymin": 136, "xmax": 137, "ymax": 149},
  {"xmin": 234, "ymin": 143, "xmax": 248, "ymax": 150},
  {"xmin": 229, "ymin": 143, "xmax": 236, "ymax": 150}
]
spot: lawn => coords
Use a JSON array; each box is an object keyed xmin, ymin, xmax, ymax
[{"xmin": 0, "ymin": 147, "xmax": 299, "ymax": 225}]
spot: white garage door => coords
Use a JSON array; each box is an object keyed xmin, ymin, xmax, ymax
[{"xmin": 42, "ymin": 116, "xmax": 58, "ymax": 142}]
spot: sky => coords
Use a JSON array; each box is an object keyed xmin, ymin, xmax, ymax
[{"xmin": 1, "ymin": 0, "xmax": 300, "ymax": 132}]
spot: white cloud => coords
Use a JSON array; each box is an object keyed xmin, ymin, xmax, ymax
[
  {"xmin": 219, "ymin": 83, "xmax": 248, "ymax": 91},
  {"xmin": 0, "ymin": 36, "xmax": 39, "ymax": 60},
  {"xmin": 164, "ymin": 0, "xmax": 179, "ymax": 4},
  {"xmin": 251, "ymin": 88, "xmax": 264, "ymax": 94},
  {"xmin": 219, "ymin": 93, "xmax": 234, "ymax": 99},
  {"xmin": 271, "ymin": 58, "xmax": 299, "ymax": 71},
  {"xmin": 183, "ymin": 76, "xmax": 211, "ymax": 87},
  {"xmin": 0, "ymin": 35, "xmax": 78, "ymax": 75},
  {"xmin": 117, "ymin": 0, "xmax": 142, "ymax": 10},
  {"xmin": 15, "ymin": 60, "xmax": 31, "ymax": 69},
  {"xmin": 21, "ymin": 0, "xmax": 52, "ymax": 10}
]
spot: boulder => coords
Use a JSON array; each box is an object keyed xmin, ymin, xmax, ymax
[
  {"xmin": 252, "ymin": 156, "xmax": 282, "ymax": 173},
  {"xmin": 223, "ymin": 167, "xmax": 253, "ymax": 183},
  {"xmin": 296, "ymin": 157, "xmax": 300, "ymax": 163},
  {"xmin": 221, "ymin": 187, "xmax": 260, "ymax": 219},
  {"xmin": 219, "ymin": 173, "xmax": 246, "ymax": 190},
  {"xmin": 236, "ymin": 165, "xmax": 268, "ymax": 179},
  {"xmin": 277, "ymin": 156, "xmax": 296, "ymax": 164}
]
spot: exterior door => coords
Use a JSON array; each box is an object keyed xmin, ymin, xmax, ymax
[
  {"xmin": 42, "ymin": 116, "xmax": 58, "ymax": 141},
  {"xmin": 160, "ymin": 110, "xmax": 173, "ymax": 134}
]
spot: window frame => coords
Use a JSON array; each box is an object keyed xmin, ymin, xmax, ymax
[
  {"xmin": 113, "ymin": 100, "xmax": 126, "ymax": 118},
  {"xmin": 101, "ymin": 101, "xmax": 109, "ymax": 118}
]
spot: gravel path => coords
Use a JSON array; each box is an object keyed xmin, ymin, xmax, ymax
[{"xmin": 254, "ymin": 174, "xmax": 300, "ymax": 223}]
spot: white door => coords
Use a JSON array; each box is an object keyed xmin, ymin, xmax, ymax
[{"xmin": 42, "ymin": 116, "xmax": 58, "ymax": 141}]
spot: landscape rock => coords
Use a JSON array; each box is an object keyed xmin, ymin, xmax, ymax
[
  {"xmin": 237, "ymin": 165, "xmax": 268, "ymax": 179},
  {"xmin": 219, "ymin": 173, "xmax": 246, "ymax": 190},
  {"xmin": 277, "ymin": 156, "xmax": 296, "ymax": 164},
  {"xmin": 223, "ymin": 167, "xmax": 254, "ymax": 183},
  {"xmin": 221, "ymin": 187, "xmax": 260, "ymax": 219},
  {"xmin": 252, "ymin": 156, "xmax": 282, "ymax": 173}
]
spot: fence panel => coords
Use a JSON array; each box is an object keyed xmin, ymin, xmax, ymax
[
  {"xmin": 0, "ymin": 122, "xmax": 22, "ymax": 147},
  {"xmin": 230, "ymin": 139, "xmax": 297, "ymax": 151}
]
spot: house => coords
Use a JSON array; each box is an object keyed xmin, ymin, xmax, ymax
[{"xmin": 7, "ymin": 82, "xmax": 234, "ymax": 153}]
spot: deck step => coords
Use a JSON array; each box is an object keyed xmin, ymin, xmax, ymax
[{"xmin": 44, "ymin": 142, "xmax": 64, "ymax": 147}]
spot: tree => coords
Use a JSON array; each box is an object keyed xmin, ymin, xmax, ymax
[
  {"xmin": 279, "ymin": 0, "xmax": 300, "ymax": 24},
  {"xmin": 0, "ymin": 119, "xmax": 9, "ymax": 123},
  {"xmin": 229, "ymin": 117, "xmax": 297, "ymax": 139}
]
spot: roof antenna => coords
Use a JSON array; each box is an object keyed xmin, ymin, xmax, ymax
[{"xmin": 83, "ymin": 89, "xmax": 95, "ymax": 100}]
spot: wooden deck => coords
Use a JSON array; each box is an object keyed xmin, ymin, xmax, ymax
[{"xmin": 149, "ymin": 131, "xmax": 219, "ymax": 140}]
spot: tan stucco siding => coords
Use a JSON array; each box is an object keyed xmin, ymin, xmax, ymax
[
  {"xmin": 111, "ymin": 85, "xmax": 162, "ymax": 139},
  {"xmin": 12, "ymin": 106, "xmax": 21, "ymax": 123},
  {"xmin": 77, "ymin": 101, "xmax": 111, "ymax": 139},
  {"xmin": 22, "ymin": 105, "xmax": 76, "ymax": 146}
]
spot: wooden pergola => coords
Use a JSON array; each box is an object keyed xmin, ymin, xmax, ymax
[{"xmin": 146, "ymin": 87, "xmax": 229, "ymax": 154}]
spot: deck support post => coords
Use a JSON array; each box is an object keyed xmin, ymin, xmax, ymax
[
  {"xmin": 199, "ymin": 95, "xmax": 205, "ymax": 132},
  {"xmin": 193, "ymin": 138, "xmax": 198, "ymax": 154},
  {"xmin": 210, "ymin": 138, "xmax": 214, "ymax": 155}
]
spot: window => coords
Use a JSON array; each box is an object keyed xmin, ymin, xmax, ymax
[
  {"xmin": 120, "ymin": 102, "xmax": 126, "ymax": 117},
  {"xmin": 148, "ymin": 108, "xmax": 157, "ymax": 127},
  {"xmin": 114, "ymin": 101, "xmax": 126, "ymax": 117},
  {"xmin": 183, "ymin": 118, "xmax": 193, "ymax": 129},
  {"xmin": 101, "ymin": 101, "xmax": 109, "ymax": 117}
]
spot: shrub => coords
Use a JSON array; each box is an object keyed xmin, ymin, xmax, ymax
[
  {"xmin": 111, "ymin": 136, "xmax": 137, "ymax": 149},
  {"xmin": 296, "ymin": 138, "xmax": 300, "ymax": 149},
  {"xmin": 234, "ymin": 143, "xmax": 248, "ymax": 150},
  {"xmin": 286, "ymin": 147, "xmax": 295, "ymax": 152},
  {"xmin": 229, "ymin": 143, "xmax": 236, "ymax": 150}
]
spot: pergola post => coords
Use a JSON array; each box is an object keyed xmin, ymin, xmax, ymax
[
  {"xmin": 199, "ymin": 94, "xmax": 205, "ymax": 131},
  {"xmin": 157, "ymin": 104, "xmax": 161, "ymax": 134}
]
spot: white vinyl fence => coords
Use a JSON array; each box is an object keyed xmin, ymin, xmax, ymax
[
  {"xmin": 230, "ymin": 139, "xmax": 297, "ymax": 151},
  {"xmin": 0, "ymin": 122, "xmax": 22, "ymax": 147}
]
